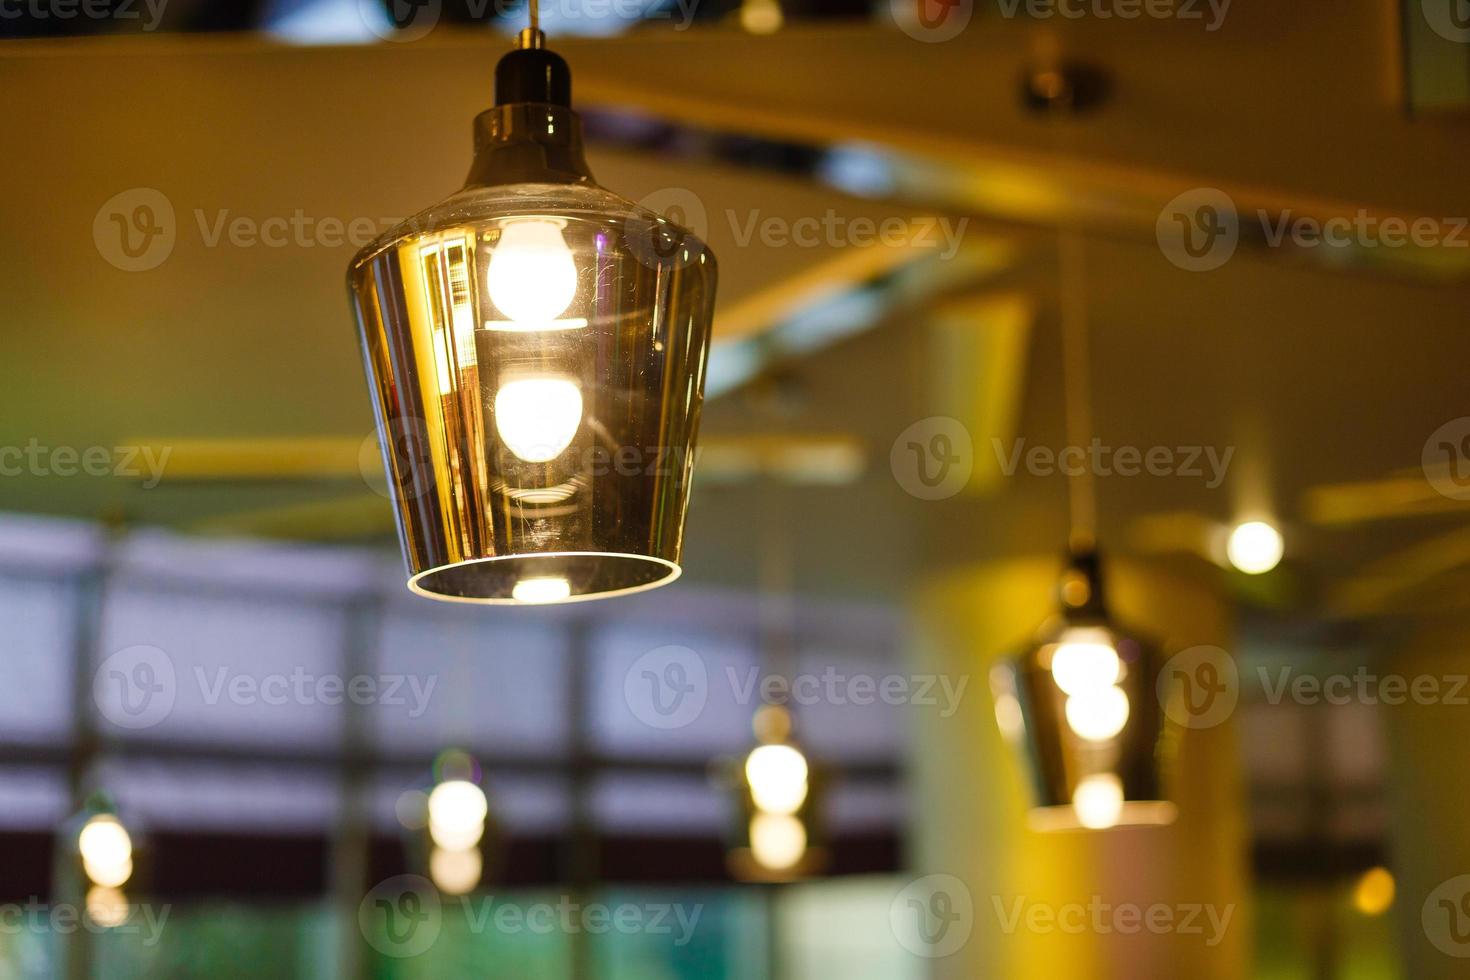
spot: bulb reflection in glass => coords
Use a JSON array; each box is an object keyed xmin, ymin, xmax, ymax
[
  {"xmin": 494, "ymin": 376, "xmax": 583, "ymax": 462},
  {"xmin": 486, "ymin": 218, "xmax": 580, "ymax": 328},
  {"xmin": 511, "ymin": 576, "xmax": 573, "ymax": 604},
  {"xmin": 86, "ymin": 885, "xmax": 130, "ymax": 928},
  {"xmin": 1064, "ymin": 686, "xmax": 1131, "ymax": 741},
  {"xmin": 79, "ymin": 814, "xmax": 133, "ymax": 889},
  {"xmin": 744, "ymin": 743, "xmax": 810, "ymax": 816},
  {"xmin": 1050, "ymin": 627, "xmax": 1121, "ymax": 696},
  {"xmin": 427, "ymin": 779, "xmax": 488, "ymax": 851},
  {"xmin": 430, "ymin": 846, "xmax": 483, "ymax": 895},
  {"xmin": 1072, "ymin": 773, "xmax": 1125, "ymax": 830},
  {"xmin": 748, "ymin": 812, "xmax": 807, "ymax": 871}
]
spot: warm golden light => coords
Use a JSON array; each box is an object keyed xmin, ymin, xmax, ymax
[
  {"xmin": 79, "ymin": 815, "xmax": 133, "ymax": 888},
  {"xmin": 1353, "ymin": 866, "xmax": 1395, "ymax": 916},
  {"xmin": 749, "ymin": 812, "xmax": 806, "ymax": 871},
  {"xmin": 486, "ymin": 218, "xmax": 578, "ymax": 324},
  {"xmin": 511, "ymin": 575, "xmax": 573, "ymax": 604},
  {"xmin": 494, "ymin": 376, "xmax": 583, "ymax": 462},
  {"xmin": 1065, "ymin": 686, "xmax": 1131, "ymax": 741},
  {"xmin": 1072, "ymin": 773, "xmax": 1125, "ymax": 830},
  {"xmin": 85, "ymin": 885, "xmax": 130, "ymax": 928},
  {"xmin": 739, "ymin": 0, "xmax": 783, "ymax": 33},
  {"xmin": 1050, "ymin": 628, "xmax": 1121, "ymax": 695},
  {"xmin": 1227, "ymin": 520, "xmax": 1284, "ymax": 574},
  {"xmin": 427, "ymin": 779, "xmax": 488, "ymax": 851},
  {"xmin": 745, "ymin": 743, "xmax": 810, "ymax": 816},
  {"xmin": 430, "ymin": 846, "xmax": 483, "ymax": 896}
]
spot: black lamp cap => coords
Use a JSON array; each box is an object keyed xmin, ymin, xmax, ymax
[
  {"xmin": 1059, "ymin": 546, "xmax": 1109, "ymax": 622},
  {"xmin": 495, "ymin": 47, "xmax": 572, "ymax": 108}
]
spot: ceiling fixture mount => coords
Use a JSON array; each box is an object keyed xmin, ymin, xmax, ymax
[{"xmin": 348, "ymin": 5, "xmax": 717, "ymax": 605}]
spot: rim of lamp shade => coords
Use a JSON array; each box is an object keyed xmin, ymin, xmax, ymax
[
  {"xmin": 407, "ymin": 553, "xmax": 681, "ymax": 605},
  {"xmin": 1026, "ymin": 800, "xmax": 1179, "ymax": 833}
]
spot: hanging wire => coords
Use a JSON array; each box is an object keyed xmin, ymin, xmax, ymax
[{"xmin": 1058, "ymin": 224, "xmax": 1098, "ymax": 553}]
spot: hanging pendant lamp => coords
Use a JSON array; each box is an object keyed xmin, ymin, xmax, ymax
[
  {"xmin": 348, "ymin": 14, "xmax": 717, "ymax": 604},
  {"xmin": 990, "ymin": 226, "xmax": 1174, "ymax": 830}
]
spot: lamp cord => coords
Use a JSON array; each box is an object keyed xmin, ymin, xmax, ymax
[{"xmin": 1058, "ymin": 224, "xmax": 1097, "ymax": 554}]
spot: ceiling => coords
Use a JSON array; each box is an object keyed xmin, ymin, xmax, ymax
[{"xmin": 3, "ymin": 12, "xmax": 1469, "ymax": 619}]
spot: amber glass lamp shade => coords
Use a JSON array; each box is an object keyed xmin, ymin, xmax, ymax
[
  {"xmin": 991, "ymin": 550, "xmax": 1177, "ymax": 831},
  {"xmin": 348, "ymin": 51, "xmax": 717, "ymax": 604}
]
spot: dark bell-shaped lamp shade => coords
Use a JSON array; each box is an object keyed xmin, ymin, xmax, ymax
[
  {"xmin": 348, "ymin": 41, "xmax": 717, "ymax": 604},
  {"xmin": 991, "ymin": 549, "xmax": 1177, "ymax": 830}
]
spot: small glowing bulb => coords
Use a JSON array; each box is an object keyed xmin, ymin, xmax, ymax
[
  {"xmin": 1073, "ymin": 773, "xmax": 1124, "ymax": 830},
  {"xmin": 1227, "ymin": 520, "xmax": 1283, "ymax": 574},
  {"xmin": 740, "ymin": 0, "xmax": 783, "ymax": 33},
  {"xmin": 427, "ymin": 780, "xmax": 488, "ymax": 851},
  {"xmin": 79, "ymin": 815, "xmax": 133, "ymax": 888},
  {"xmin": 745, "ymin": 744, "xmax": 810, "ymax": 816},
  {"xmin": 1065, "ymin": 686, "xmax": 1131, "ymax": 741},
  {"xmin": 494, "ymin": 376, "xmax": 583, "ymax": 462},
  {"xmin": 487, "ymin": 218, "xmax": 578, "ymax": 324},
  {"xmin": 1353, "ymin": 867, "xmax": 1395, "ymax": 916},
  {"xmin": 749, "ymin": 812, "xmax": 806, "ymax": 871},
  {"xmin": 512, "ymin": 576, "xmax": 572, "ymax": 604},
  {"xmin": 1050, "ymin": 628, "xmax": 1121, "ymax": 695},
  {"xmin": 430, "ymin": 846, "xmax": 483, "ymax": 896}
]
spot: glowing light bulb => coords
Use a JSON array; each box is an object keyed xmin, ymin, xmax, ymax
[
  {"xmin": 430, "ymin": 846, "xmax": 483, "ymax": 896},
  {"xmin": 745, "ymin": 743, "xmax": 810, "ymax": 816},
  {"xmin": 1352, "ymin": 867, "xmax": 1395, "ymax": 916},
  {"xmin": 487, "ymin": 218, "xmax": 578, "ymax": 325},
  {"xmin": 494, "ymin": 376, "xmax": 583, "ymax": 462},
  {"xmin": 1226, "ymin": 520, "xmax": 1283, "ymax": 574},
  {"xmin": 1072, "ymin": 773, "xmax": 1124, "ymax": 830},
  {"xmin": 512, "ymin": 576, "xmax": 572, "ymax": 604},
  {"xmin": 427, "ymin": 780, "xmax": 488, "ymax": 851},
  {"xmin": 79, "ymin": 815, "xmax": 133, "ymax": 888},
  {"xmin": 1065, "ymin": 686, "xmax": 1131, "ymax": 741},
  {"xmin": 749, "ymin": 812, "xmax": 806, "ymax": 871},
  {"xmin": 1050, "ymin": 628, "xmax": 1121, "ymax": 696}
]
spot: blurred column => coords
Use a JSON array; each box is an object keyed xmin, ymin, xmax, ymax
[
  {"xmin": 1380, "ymin": 621, "xmax": 1470, "ymax": 977},
  {"xmin": 909, "ymin": 555, "xmax": 1250, "ymax": 979}
]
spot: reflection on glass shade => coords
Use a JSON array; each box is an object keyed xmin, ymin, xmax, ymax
[
  {"xmin": 744, "ymin": 743, "xmax": 810, "ymax": 816},
  {"xmin": 494, "ymin": 376, "xmax": 583, "ymax": 462},
  {"xmin": 430, "ymin": 846, "xmax": 483, "ymax": 896},
  {"xmin": 86, "ymin": 885, "xmax": 130, "ymax": 928},
  {"xmin": 1072, "ymin": 773, "xmax": 1124, "ymax": 830},
  {"xmin": 748, "ymin": 812, "xmax": 807, "ymax": 871},
  {"xmin": 1050, "ymin": 627, "xmax": 1121, "ymax": 695},
  {"xmin": 1065, "ymin": 685, "xmax": 1131, "ymax": 741},
  {"xmin": 510, "ymin": 575, "xmax": 573, "ymax": 604},
  {"xmin": 487, "ymin": 218, "xmax": 579, "ymax": 324},
  {"xmin": 350, "ymin": 92, "xmax": 717, "ymax": 604}
]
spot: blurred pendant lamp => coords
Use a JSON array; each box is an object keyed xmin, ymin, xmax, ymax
[
  {"xmin": 726, "ymin": 488, "xmax": 826, "ymax": 880},
  {"xmin": 990, "ymin": 226, "xmax": 1177, "ymax": 832},
  {"xmin": 348, "ymin": 3, "xmax": 718, "ymax": 604}
]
